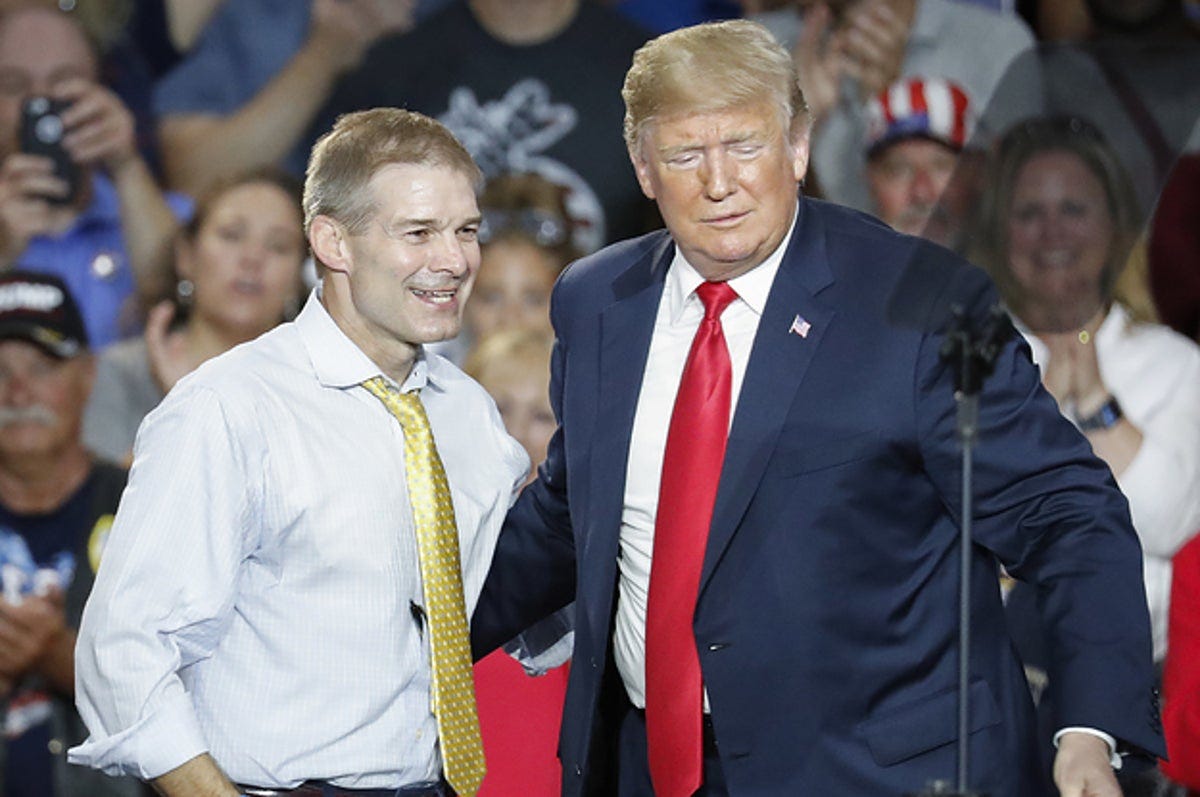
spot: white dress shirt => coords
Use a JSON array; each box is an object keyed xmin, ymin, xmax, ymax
[
  {"xmin": 70, "ymin": 289, "xmax": 529, "ymax": 789},
  {"xmin": 1021, "ymin": 304, "xmax": 1200, "ymax": 662},
  {"xmin": 613, "ymin": 216, "xmax": 796, "ymax": 709}
]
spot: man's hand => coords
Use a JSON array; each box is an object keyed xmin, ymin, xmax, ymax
[
  {"xmin": 56, "ymin": 77, "xmax": 139, "ymax": 175},
  {"xmin": 0, "ymin": 590, "xmax": 67, "ymax": 681},
  {"xmin": 308, "ymin": 0, "xmax": 416, "ymax": 75},
  {"xmin": 0, "ymin": 153, "xmax": 66, "ymax": 262},
  {"xmin": 1053, "ymin": 732, "xmax": 1121, "ymax": 797}
]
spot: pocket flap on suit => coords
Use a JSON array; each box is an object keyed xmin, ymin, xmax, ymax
[
  {"xmin": 856, "ymin": 678, "xmax": 1002, "ymax": 766},
  {"xmin": 773, "ymin": 430, "xmax": 879, "ymax": 476}
]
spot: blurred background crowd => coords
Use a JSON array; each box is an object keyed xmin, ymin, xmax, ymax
[{"xmin": 0, "ymin": 0, "xmax": 1196, "ymax": 795}]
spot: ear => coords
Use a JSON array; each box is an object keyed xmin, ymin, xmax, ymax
[
  {"xmin": 628, "ymin": 143, "xmax": 657, "ymax": 201},
  {"xmin": 790, "ymin": 128, "xmax": 811, "ymax": 185},
  {"xmin": 309, "ymin": 215, "xmax": 352, "ymax": 276}
]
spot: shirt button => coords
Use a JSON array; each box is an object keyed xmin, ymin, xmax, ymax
[{"xmin": 48, "ymin": 738, "xmax": 64, "ymax": 755}]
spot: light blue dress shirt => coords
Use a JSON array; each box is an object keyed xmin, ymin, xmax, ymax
[{"xmin": 70, "ymin": 289, "xmax": 528, "ymax": 789}]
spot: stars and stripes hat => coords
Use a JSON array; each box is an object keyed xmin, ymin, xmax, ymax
[
  {"xmin": 865, "ymin": 77, "xmax": 976, "ymax": 156},
  {"xmin": 0, "ymin": 270, "xmax": 88, "ymax": 358}
]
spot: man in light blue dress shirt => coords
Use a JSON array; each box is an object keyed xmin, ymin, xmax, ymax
[{"xmin": 69, "ymin": 109, "xmax": 529, "ymax": 797}]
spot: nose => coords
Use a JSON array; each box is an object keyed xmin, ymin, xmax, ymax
[
  {"xmin": 1, "ymin": 370, "xmax": 34, "ymax": 407},
  {"xmin": 238, "ymin": 241, "xmax": 268, "ymax": 271},
  {"xmin": 699, "ymin": 152, "xmax": 737, "ymax": 201},
  {"xmin": 430, "ymin": 231, "xmax": 472, "ymax": 275},
  {"xmin": 909, "ymin": 167, "xmax": 940, "ymax": 206}
]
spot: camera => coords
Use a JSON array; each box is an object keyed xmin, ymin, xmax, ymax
[{"xmin": 19, "ymin": 96, "xmax": 82, "ymax": 205}]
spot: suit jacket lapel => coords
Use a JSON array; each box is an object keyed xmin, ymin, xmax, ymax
[
  {"xmin": 701, "ymin": 201, "xmax": 837, "ymax": 592},
  {"xmin": 580, "ymin": 236, "xmax": 672, "ymax": 620}
]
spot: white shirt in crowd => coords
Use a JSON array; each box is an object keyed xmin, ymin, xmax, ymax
[{"xmin": 1021, "ymin": 303, "xmax": 1200, "ymax": 662}]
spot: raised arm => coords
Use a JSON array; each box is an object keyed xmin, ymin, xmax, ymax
[{"xmin": 158, "ymin": 0, "xmax": 414, "ymax": 196}]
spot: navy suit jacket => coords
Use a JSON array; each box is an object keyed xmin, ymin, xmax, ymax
[{"xmin": 472, "ymin": 197, "xmax": 1164, "ymax": 796}]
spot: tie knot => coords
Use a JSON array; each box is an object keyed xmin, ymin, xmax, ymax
[
  {"xmin": 361, "ymin": 376, "xmax": 427, "ymax": 431},
  {"xmin": 695, "ymin": 281, "xmax": 737, "ymax": 321}
]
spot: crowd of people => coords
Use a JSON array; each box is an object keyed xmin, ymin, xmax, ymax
[{"xmin": 0, "ymin": 0, "xmax": 1197, "ymax": 796}]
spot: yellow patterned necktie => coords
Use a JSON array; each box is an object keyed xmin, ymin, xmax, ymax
[{"xmin": 362, "ymin": 377, "xmax": 486, "ymax": 796}]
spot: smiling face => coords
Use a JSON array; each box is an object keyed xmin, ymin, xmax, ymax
[
  {"xmin": 179, "ymin": 180, "xmax": 305, "ymax": 339},
  {"xmin": 1006, "ymin": 149, "xmax": 1114, "ymax": 330},
  {"xmin": 326, "ymin": 162, "xmax": 482, "ymax": 370},
  {"xmin": 630, "ymin": 101, "xmax": 808, "ymax": 281}
]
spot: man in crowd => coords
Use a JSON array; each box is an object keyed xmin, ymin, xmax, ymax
[
  {"xmin": 864, "ymin": 75, "xmax": 982, "ymax": 248},
  {"xmin": 747, "ymin": 0, "xmax": 1036, "ymax": 210},
  {"xmin": 0, "ymin": 6, "xmax": 187, "ymax": 347},
  {"xmin": 70, "ymin": 109, "xmax": 528, "ymax": 797},
  {"xmin": 0, "ymin": 270, "xmax": 138, "ymax": 796},
  {"xmin": 320, "ymin": 0, "xmax": 652, "ymax": 254},
  {"xmin": 472, "ymin": 19, "xmax": 1163, "ymax": 797}
]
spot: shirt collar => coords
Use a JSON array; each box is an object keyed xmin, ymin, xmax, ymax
[
  {"xmin": 294, "ymin": 285, "xmax": 447, "ymax": 393},
  {"xmin": 664, "ymin": 205, "xmax": 799, "ymax": 324}
]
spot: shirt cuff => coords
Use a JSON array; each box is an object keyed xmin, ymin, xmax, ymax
[
  {"xmin": 1053, "ymin": 727, "xmax": 1122, "ymax": 770},
  {"xmin": 69, "ymin": 688, "xmax": 210, "ymax": 780}
]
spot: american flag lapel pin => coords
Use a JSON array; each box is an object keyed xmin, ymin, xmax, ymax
[{"xmin": 789, "ymin": 314, "xmax": 812, "ymax": 338}]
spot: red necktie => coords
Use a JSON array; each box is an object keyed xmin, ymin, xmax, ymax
[{"xmin": 645, "ymin": 280, "xmax": 738, "ymax": 797}]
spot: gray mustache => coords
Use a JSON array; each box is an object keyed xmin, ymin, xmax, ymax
[{"xmin": 0, "ymin": 405, "xmax": 57, "ymax": 427}]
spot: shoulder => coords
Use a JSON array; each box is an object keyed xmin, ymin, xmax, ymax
[
  {"xmin": 558, "ymin": 230, "xmax": 669, "ymax": 291},
  {"xmin": 97, "ymin": 337, "xmax": 149, "ymax": 374},
  {"xmin": 804, "ymin": 198, "xmax": 994, "ymax": 325},
  {"xmin": 1113, "ymin": 309, "xmax": 1200, "ymax": 367},
  {"xmin": 164, "ymin": 324, "xmax": 306, "ymax": 418}
]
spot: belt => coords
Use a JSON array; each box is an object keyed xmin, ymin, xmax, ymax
[{"xmin": 239, "ymin": 780, "xmax": 453, "ymax": 797}]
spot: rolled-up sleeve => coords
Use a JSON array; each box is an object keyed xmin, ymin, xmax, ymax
[{"xmin": 70, "ymin": 382, "xmax": 260, "ymax": 779}]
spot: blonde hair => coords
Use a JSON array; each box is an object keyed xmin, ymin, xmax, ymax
[
  {"xmin": 622, "ymin": 19, "xmax": 809, "ymax": 154},
  {"xmin": 304, "ymin": 108, "xmax": 481, "ymax": 236},
  {"xmin": 464, "ymin": 328, "xmax": 554, "ymax": 386}
]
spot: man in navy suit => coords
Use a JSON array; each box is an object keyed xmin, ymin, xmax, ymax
[{"xmin": 472, "ymin": 19, "xmax": 1163, "ymax": 797}]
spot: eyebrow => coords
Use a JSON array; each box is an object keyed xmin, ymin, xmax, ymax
[
  {"xmin": 657, "ymin": 132, "xmax": 765, "ymax": 159},
  {"xmin": 382, "ymin": 214, "xmax": 482, "ymax": 234}
]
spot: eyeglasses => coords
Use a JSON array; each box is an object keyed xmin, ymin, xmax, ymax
[{"xmin": 479, "ymin": 208, "xmax": 570, "ymax": 248}]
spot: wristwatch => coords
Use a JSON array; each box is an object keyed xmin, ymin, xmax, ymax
[{"xmin": 1076, "ymin": 396, "xmax": 1123, "ymax": 432}]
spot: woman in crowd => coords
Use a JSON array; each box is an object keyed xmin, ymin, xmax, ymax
[
  {"xmin": 974, "ymin": 114, "xmax": 1200, "ymax": 793},
  {"xmin": 83, "ymin": 167, "xmax": 306, "ymax": 466},
  {"xmin": 973, "ymin": 115, "xmax": 1200, "ymax": 666}
]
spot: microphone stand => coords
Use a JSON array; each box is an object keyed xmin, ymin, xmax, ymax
[{"xmin": 907, "ymin": 303, "xmax": 1009, "ymax": 797}]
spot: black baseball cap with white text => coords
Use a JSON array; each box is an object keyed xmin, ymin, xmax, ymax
[{"xmin": 0, "ymin": 271, "xmax": 88, "ymax": 358}]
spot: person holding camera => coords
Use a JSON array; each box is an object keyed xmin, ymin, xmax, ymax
[{"xmin": 0, "ymin": 6, "xmax": 188, "ymax": 349}]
